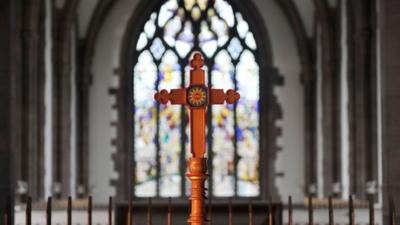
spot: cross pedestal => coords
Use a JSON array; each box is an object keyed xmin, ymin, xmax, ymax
[{"xmin": 155, "ymin": 52, "xmax": 240, "ymax": 225}]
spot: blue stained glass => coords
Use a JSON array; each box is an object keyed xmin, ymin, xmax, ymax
[
  {"xmin": 211, "ymin": 50, "xmax": 235, "ymax": 197},
  {"xmin": 164, "ymin": 14, "xmax": 183, "ymax": 47},
  {"xmin": 144, "ymin": 13, "xmax": 157, "ymax": 39},
  {"xmin": 159, "ymin": 50, "xmax": 182, "ymax": 197},
  {"xmin": 158, "ymin": 0, "xmax": 178, "ymax": 27},
  {"xmin": 214, "ymin": 0, "xmax": 235, "ymax": 27},
  {"xmin": 176, "ymin": 21, "xmax": 194, "ymax": 57},
  {"xmin": 245, "ymin": 33, "xmax": 257, "ymax": 50},
  {"xmin": 235, "ymin": 13, "xmax": 249, "ymax": 39},
  {"xmin": 210, "ymin": 11, "xmax": 229, "ymax": 46},
  {"xmin": 227, "ymin": 37, "xmax": 243, "ymax": 60},
  {"xmin": 150, "ymin": 38, "xmax": 166, "ymax": 60},
  {"xmin": 134, "ymin": 50, "xmax": 158, "ymax": 197},
  {"xmin": 136, "ymin": 32, "xmax": 148, "ymax": 51},
  {"xmin": 236, "ymin": 50, "xmax": 260, "ymax": 197},
  {"xmin": 134, "ymin": 0, "xmax": 261, "ymax": 198}
]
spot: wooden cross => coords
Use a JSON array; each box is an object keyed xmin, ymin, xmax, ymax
[{"xmin": 154, "ymin": 52, "xmax": 240, "ymax": 225}]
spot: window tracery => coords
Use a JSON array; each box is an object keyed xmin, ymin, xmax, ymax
[{"xmin": 133, "ymin": 0, "xmax": 260, "ymax": 198}]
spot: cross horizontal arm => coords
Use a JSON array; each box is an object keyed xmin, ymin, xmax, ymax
[
  {"xmin": 154, "ymin": 89, "xmax": 186, "ymax": 105},
  {"xmin": 209, "ymin": 89, "xmax": 240, "ymax": 104}
]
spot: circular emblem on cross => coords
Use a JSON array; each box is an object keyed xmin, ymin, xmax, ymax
[{"xmin": 187, "ymin": 86, "xmax": 208, "ymax": 107}]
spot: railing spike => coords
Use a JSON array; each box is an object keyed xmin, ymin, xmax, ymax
[
  {"xmin": 46, "ymin": 197, "xmax": 52, "ymax": 225},
  {"xmin": 147, "ymin": 198, "xmax": 152, "ymax": 225},
  {"xmin": 228, "ymin": 197, "xmax": 232, "ymax": 225},
  {"xmin": 328, "ymin": 196, "xmax": 333, "ymax": 225},
  {"xmin": 88, "ymin": 196, "xmax": 92, "ymax": 225},
  {"xmin": 128, "ymin": 194, "xmax": 132, "ymax": 225},
  {"xmin": 349, "ymin": 195, "xmax": 354, "ymax": 225},
  {"xmin": 308, "ymin": 195, "xmax": 313, "ymax": 225},
  {"xmin": 26, "ymin": 196, "xmax": 32, "ymax": 225},
  {"xmin": 167, "ymin": 197, "xmax": 172, "ymax": 225},
  {"xmin": 109, "ymin": 196, "xmax": 113, "ymax": 225},
  {"xmin": 248, "ymin": 200, "xmax": 253, "ymax": 225},
  {"xmin": 288, "ymin": 196, "xmax": 293, "ymax": 225},
  {"xmin": 67, "ymin": 196, "xmax": 72, "ymax": 225},
  {"xmin": 390, "ymin": 197, "xmax": 397, "ymax": 225},
  {"xmin": 208, "ymin": 194, "xmax": 212, "ymax": 225},
  {"xmin": 4, "ymin": 196, "xmax": 11, "ymax": 225},
  {"xmin": 369, "ymin": 195, "xmax": 374, "ymax": 225},
  {"xmin": 268, "ymin": 196, "xmax": 273, "ymax": 225}
]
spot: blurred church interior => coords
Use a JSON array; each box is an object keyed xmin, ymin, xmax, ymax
[{"xmin": 1, "ymin": 0, "xmax": 400, "ymax": 224}]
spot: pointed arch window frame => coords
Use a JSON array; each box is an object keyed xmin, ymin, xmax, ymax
[{"xmin": 118, "ymin": 0, "xmax": 282, "ymax": 202}]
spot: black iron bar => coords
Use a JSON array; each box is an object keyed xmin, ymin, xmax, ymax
[
  {"xmin": 67, "ymin": 196, "xmax": 72, "ymax": 225},
  {"xmin": 128, "ymin": 194, "xmax": 132, "ymax": 225},
  {"xmin": 3, "ymin": 212, "xmax": 7, "ymax": 225},
  {"xmin": 7, "ymin": 194, "xmax": 396, "ymax": 225},
  {"xmin": 369, "ymin": 195, "xmax": 374, "ymax": 225},
  {"xmin": 328, "ymin": 196, "xmax": 333, "ymax": 225},
  {"xmin": 208, "ymin": 194, "xmax": 212, "ymax": 225},
  {"xmin": 26, "ymin": 196, "xmax": 31, "ymax": 225},
  {"xmin": 228, "ymin": 197, "xmax": 232, "ymax": 225},
  {"xmin": 349, "ymin": 195, "xmax": 354, "ymax": 225},
  {"xmin": 248, "ymin": 200, "xmax": 253, "ymax": 225},
  {"xmin": 46, "ymin": 197, "xmax": 52, "ymax": 225},
  {"xmin": 167, "ymin": 197, "xmax": 172, "ymax": 225},
  {"xmin": 147, "ymin": 198, "xmax": 152, "ymax": 225},
  {"xmin": 109, "ymin": 196, "xmax": 113, "ymax": 225},
  {"xmin": 4, "ymin": 196, "xmax": 10, "ymax": 225},
  {"xmin": 308, "ymin": 196, "xmax": 313, "ymax": 225},
  {"xmin": 390, "ymin": 197, "xmax": 397, "ymax": 225},
  {"xmin": 288, "ymin": 196, "xmax": 293, "ymax": 225},
  {"xmin": 268, "ymin": 196, "xmax": 272, "ymax": 225},
  {"xmin": 88, "ymin": 196, "xmax": 92, "ymax": 225}
]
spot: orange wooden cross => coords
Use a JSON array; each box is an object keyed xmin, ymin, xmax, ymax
[{"xmin": 154, "ymin": 52, "xmax": 240, "ymax": 225}]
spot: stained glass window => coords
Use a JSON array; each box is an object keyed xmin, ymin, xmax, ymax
[{"xmin": 133, "ymin": 0, "xmax": 260, "ymax": 198}]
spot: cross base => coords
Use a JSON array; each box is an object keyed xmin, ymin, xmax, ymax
[{"xmin": 187, "ymin": 157, "xmax": 208, "ymax": 225}]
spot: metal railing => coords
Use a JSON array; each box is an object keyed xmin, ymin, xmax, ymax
[{"xmin": 3, "ymin": 195, "xmax": 398, "ymax": 225}]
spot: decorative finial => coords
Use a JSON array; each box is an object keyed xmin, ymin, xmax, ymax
[
  {"xmin": 226, "ymin": 89, "xmax": 240, "ymax": 104},
  {"xmin": 154, "ymin": 90, "xmax": 170, "ymax": 104},
  {"xmin": 190, "ymin": 52, "xmax": 204, "ymax": 69}
]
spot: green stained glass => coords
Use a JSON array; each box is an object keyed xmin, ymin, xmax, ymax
[
  {"xmin": 236, "ymin": 50, "xmax": 260, "ymax": 197},
  {"xmin": 211, "ymin": 50, "xmax": 235, "ymax": 197},
  {"xmin": 134, "ymin": 50, "xmax": 157, "ymax": 197},
  {"xmin": 133, "ymin": 0, "xmax": 261, "ymax": 198},
  {"xmin": 159, "ymin": 51, "xmax": 182, "ymax": 197}
]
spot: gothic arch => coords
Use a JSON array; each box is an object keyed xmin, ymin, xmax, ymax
[
  {"xmin": 117, "ymin": 0, "xmax": 282, "ymax": 201},
  {"xmin": 84, "ymin": 0, "xmax": 313, "ymax": 202}
]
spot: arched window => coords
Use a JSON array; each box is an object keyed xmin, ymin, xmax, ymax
[{"xmin": 133, "ymin": 0, "xmax": 261, "ymax": 198}]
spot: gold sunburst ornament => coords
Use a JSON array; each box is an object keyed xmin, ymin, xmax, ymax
[{"xmin": 187, "ymin": 86, "xmax": 208, "ymax": 107}]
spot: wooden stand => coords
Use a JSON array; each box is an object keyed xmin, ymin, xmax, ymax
[{"xmin": 154, "ymin": 52, "xmax": 240, "ymax": 225}]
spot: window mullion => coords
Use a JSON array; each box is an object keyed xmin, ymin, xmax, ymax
[
  {"xmin": 233, "ymin": 65, "xmax": 239, "ymax": 197},
  {"xmin": 180, "ymin": 63, "xmax": 187, "ymax": 198},
  {"xmin": 206, "ymin": 61, "xmax": 214, "ymax": 198},
  {"xmin": 155, "ymin": 66, "xmax": 161, "ymax": 197}
]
